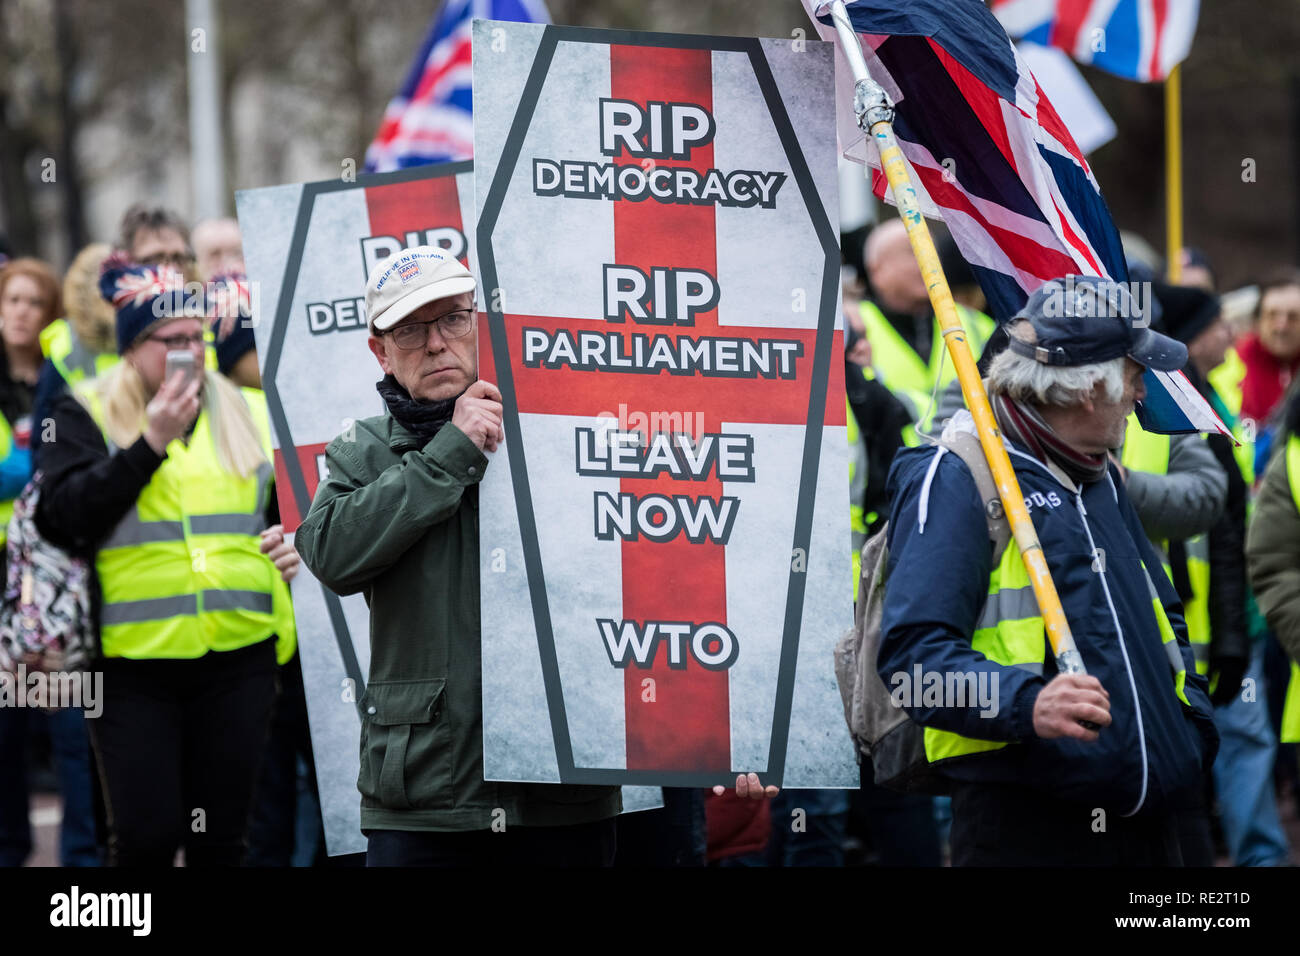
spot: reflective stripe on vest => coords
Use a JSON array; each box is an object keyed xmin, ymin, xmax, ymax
[
  {"xmin": 1144, "ymin": 566, "xmax": 1192, "ymax": 707},
  {"xmin": 100, "ymin": 461, "xmax": 273, "ymax": 549},
  {"xmin": 923, "ymin": 540, "xmax": 1045, "ymax": 764},
  {"xmin": 99, "ymin": 590, "xmax": 274, "ymax": 625},
  {"xmin": 922, "ymin": 496, "xmax": 1190, "ymax": 765},
  {"xmin": 80, "ymin": 384, "xmax": 279, "ymax": 659},
  {"xmin": 1183, "ymin": 534, "xmax": 1212, "ymax": 674}
]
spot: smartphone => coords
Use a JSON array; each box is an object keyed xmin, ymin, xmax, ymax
[{"xmin": 164, "ymin": 350, "xmax": 199, "ymax": 388}]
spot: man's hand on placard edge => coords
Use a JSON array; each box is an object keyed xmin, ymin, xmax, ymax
[
  {"xmin": 713, "ymin": 772, "xmax": 779, "ymax": 800},
  {"xmin": 453, "ymin": 380, "xmax": 504, "ymax": 453}
]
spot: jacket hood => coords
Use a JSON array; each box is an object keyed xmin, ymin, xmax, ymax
[{"xmin": 62, "ymin": 242, "xmax": 118, "ymax": 355}]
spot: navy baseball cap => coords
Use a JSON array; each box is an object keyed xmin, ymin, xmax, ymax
[{"xmin": 1005, "ymin": 275, "xmax": 1187, "ymax": 371}]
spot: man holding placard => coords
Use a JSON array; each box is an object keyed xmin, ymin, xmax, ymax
[
  {"xmin": 295, "ymin": 246, "xmax": 628, "ymax": 866},
  {"xmin": 295, "ymin": 245, "xmax": 775, "ymax": 865}
]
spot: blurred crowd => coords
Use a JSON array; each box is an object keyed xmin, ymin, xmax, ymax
[
  {"xmin": 0, "ymin": 207, "xmax": 325, "ymax": 867},
  {"xmin": 833, "ymin": 217, "xmax": 1300, "ymax": 867}
]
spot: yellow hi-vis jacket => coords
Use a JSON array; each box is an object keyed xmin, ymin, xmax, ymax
[
  {"xmin": 848, "ymin": 400, "xmax": 868, "ymax": 600},
  {"xmin": 1208, "ymin": 347, "xmax": 1255, "ymax": 486},
  {"xmin": 859, "ymin": 299, "xmax": 995, "ymax": 398},
  {"xmin": 39, "ymin": 319, "xmax": 119, "ymax": 387},
  {"xmin": 922, "ymin": 525, "xmax": 1193, "ymax": 765},
  {"xmin": 78, "ymin": 383, "xmax": 295, "ymax": 662},
  {"xmin": 1121, "ymin": 414, "xmax": 1212, "ymax": 678},
  {"xmin": 0, "ymin": 413, "xmax": 15, "ymax": 547},
  {"xmin": 42, "ymin": 317, "xmax": 219, "ymax": 380},
  {"xmin": 1276, "ymin": 434, "xmax": 1300, "ymax": 743}
]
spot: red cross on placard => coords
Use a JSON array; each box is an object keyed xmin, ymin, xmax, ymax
[
  {"xmin": 274, "ymin": 173, "xmax": 467, "ymax": 533},
  {"xmin": 479, "ymin": 44, "xmax": 844, "ymax": 774}
]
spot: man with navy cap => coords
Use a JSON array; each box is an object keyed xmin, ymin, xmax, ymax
[{"xmin": 879, "ymin": 275, "xmax": 1219, "ymax": 865}]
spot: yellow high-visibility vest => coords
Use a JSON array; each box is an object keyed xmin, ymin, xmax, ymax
[
  {"xmin": 924, "ymin": 532, "xmax": 1190, "ymax": 763},
  {"xmin": 78, "ymin": 384, "xmax": 294, "ymax": 661},
  {"xmin": 859, "ymin": 300, "xmax": 995, "ymax": 397},
  {"xmin": 1275, "ymin": 435, "xmax": 1300, "ymax": 743},
  {"xmin": 0, "ymin": 413, "xmax": 14, "ymax": 547},
  {"xmin": 1121, "ymin": 414, "xmax": 1211, "ymax": 677},
  {"xmin": 39, "ymin": 319, "xmax": 119, "ymax": 387},
  {"xmin": 1208, "ymin": 348, "xmax": 1254, "ymax": 486},
  {"xmin": 848, "ymin": 400, "xmax": 867, "ymax": 600}
]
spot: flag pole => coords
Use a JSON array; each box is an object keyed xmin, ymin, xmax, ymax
[
  {"xmin": 1165, "ymin": 64, "xmax": 1183, "ymax": 282},
  {"xmin": 828, "ymin": 1, "xmax": 1088, "ymax": 676}
]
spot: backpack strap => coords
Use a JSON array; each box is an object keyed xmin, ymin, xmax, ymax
[{"xmin": 937, "ymin": 431, "xmax": 1013, "ymax": 565}]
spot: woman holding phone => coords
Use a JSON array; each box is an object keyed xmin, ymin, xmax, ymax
[{"xmin": 35, "ymin": 260, "xmax": 299, "ymax": 866}]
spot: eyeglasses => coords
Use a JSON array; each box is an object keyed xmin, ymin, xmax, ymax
[
  {"xmin": 148, "ymin": 332, "xmax": 206, "ymax": 349},
  {"xmin": 388, "ymin": 309, "xmax": 475, "ymax": 349},
  {"xmin": 139, "ymin": 251, "xmax": 195, "ymax": 270}
]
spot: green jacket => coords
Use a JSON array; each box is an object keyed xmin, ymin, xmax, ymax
[
  {"xmin": 1247, "ymin": 435, "xmax": 1300, "ymax": 664},
  {"xmin": 295, "ymin": 413, "xmax": 622, "ymax": 832}
]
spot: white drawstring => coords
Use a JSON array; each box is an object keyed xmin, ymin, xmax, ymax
[{"xmin": 917, "ymin": 446, "xmax": 947, "ymax": 534}]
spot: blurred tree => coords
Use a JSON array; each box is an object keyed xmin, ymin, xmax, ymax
[
  {"xmin": 0, "ymin": 0, "xmax": 56, "ymax": 256},
  {"xmin": 1083, "ymin": 0, "xmax": 1300, "ymax": 287},
  {"xmin": 52, "ymin": 0, "xmax": 87, "ymax": 252}
]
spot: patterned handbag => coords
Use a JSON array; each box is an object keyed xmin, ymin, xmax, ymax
[{"xmin": 0, "ymin": 472, "xmax": 95, "ymax": 672}]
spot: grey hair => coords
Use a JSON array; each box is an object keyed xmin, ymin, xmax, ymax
[
  {"xmin": 117, "ymin": 203, "xmax": 190, "ymax": 254},
  {"xmin": 988, "ymin": 320, "xmax": 1126, "ymax": 407}
]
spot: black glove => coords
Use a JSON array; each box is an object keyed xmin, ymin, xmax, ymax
[{"xmin": 1209, "ymin": 654, "xmax": 1249, "ymax": 708}]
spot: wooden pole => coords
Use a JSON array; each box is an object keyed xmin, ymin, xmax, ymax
[
  {"xmin": 1165, "ymin": 64, "xmax": 1183, "ymax": 282},
  {"xmin": 828, "ymin": 2, "xmax": 1088, "ymax": 675}
]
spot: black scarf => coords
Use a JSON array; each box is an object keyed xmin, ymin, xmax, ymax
[
  {"xmin": 991, "ymin": 391, "xmax": 1109, "ymax": 486},
  {"xmin": 375, "ymin": 374, "xmax": 459, "ymax": 442}
]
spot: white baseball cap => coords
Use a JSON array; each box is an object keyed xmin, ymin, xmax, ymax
[{"xmin": 365, "ymin": 245, "xmax": 476, "ymax": 333}]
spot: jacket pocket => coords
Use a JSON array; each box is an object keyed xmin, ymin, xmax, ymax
[{"xmin": 358, "ymin": 678, "xmax": 453, "ymax": 811}]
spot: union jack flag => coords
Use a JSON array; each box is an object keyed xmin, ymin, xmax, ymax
[
  {"xmin": 205, "ymin": 271, "xmax": 255, "ymax": 344},
  {"xmin": 992, "ymin": 0, "xmax": 1200, "ymax": 83},
  {"xmin": 803, "ymin": 0, "xmax": 1225, "ymax": 436},
  {"xmin": 364, "ymin": 0, "xmax": 550, "ymax": 172},
  {"xmin": 101, "ymin": 254, "xmax": 186, "ymax": 309}
]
